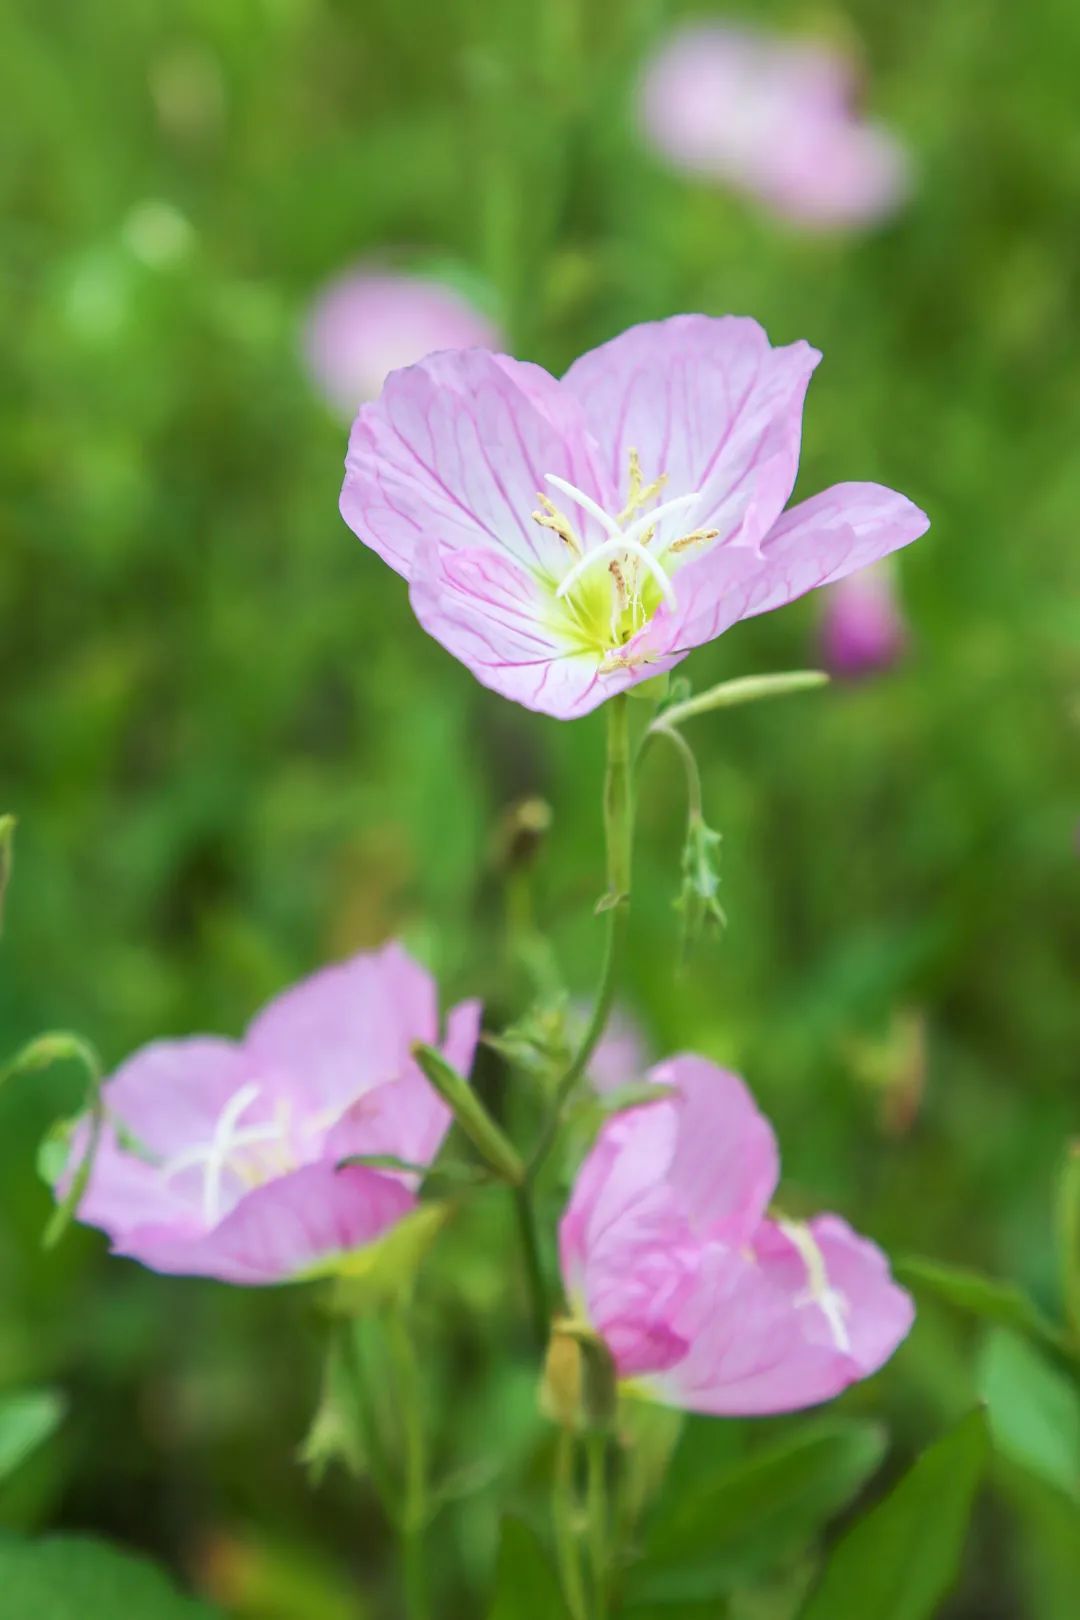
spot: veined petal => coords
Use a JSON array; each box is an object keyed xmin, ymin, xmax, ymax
[
  {"xmin": 561, "ymin": 314, "xmax": 820, "ymax": 549},
  {"xmin": 653, "ymin": 1055, "xmax": 779, "ymax": 1244},
  {"xmin": 408, "ymin": 540, "xmax": 682, "ymax": 718},
  {"xmin": 652, "ymin": 1215, "xmax": 913, "ymax": 1415},
  {"xmin": 742, "ymin": 481, "xmax": 929, "ymax": 619},
  {"xmin": 340, "ymin": 348, "xmax": 613, "ymax": 578},
  {"xmin": 245, "ymin": 943, "xmax": 439, "ymax": 1124},
  {"xmin": 110, "ymin": 1162, "xmax": 415, "ymax": 1285}
]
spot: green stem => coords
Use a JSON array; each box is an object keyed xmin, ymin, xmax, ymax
[
  {"xmin": 585, "ymin": 1431, "xmax": 610, "ymax": 1619},
  {"xmin": 512, "ymin": 1180, "xmax": 550, "ymax": 1347},
  {"xmin": 553, "ymin": 1429, "xmax": 588, "ymax": 1620},
  {"xmin": 531, "ymin": 697, "xmax": 634, "ymax": 1174},
  {"xmin": 387, "ymin": 1308, "xmax": 430, "ymax": 1620}
]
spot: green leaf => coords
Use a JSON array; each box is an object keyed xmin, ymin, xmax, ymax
[
  {"xmin": 412, "ymin": 1043, "xmax": 524, "ymax": 1186},
  {"xmin": 0, "ymin": 1536, "xmax": 221, "ymax": 1618},
  {"xmin": 656, "ymin": 671, "xmax": 830, "ymax": 728},
  {"xmin": 0, "ymin": 1389, "xmax": 65, "ymax": 1483},
  {"xmin": 488, "ymin": 1517, "xmax": 570, "ymax": 1620},
  {"xmin": 798, "ymin": 1409, "xmax": 987, "ymax": 1620},
  {"xmin": 896, "ymin": 1255, "xmax": 1066, "ymax": 1357},
  {"xmin": 978, "ymin": 1327, "xmax": 1080, "ymax": 1502},
  {"xmin": 674, "ymin": 811, "xmax": 726, "ymax": 941},
  {"xmin": 1057, "ymin": 1141, "xmax": 1080, "ymax": 1342},
  {"xmin": 628, "ymin": 1419, "xmax": 887, "ymax": 1606}
]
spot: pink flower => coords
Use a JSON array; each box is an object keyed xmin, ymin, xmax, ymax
[
  {"xmin": 819, "ymin": 561, "xmax": 908, "ymax": 678},
  {"xmin": 303, "ymin": 267, "xmax": 501, "ymax": 418},
  {"xmin": 62, "ymin": 943, "xmax": 481, "ymax": 1285},
  {"xmin": 639, "ymin": 24, "xmax": 910, "ymax": 229},
  {"xmin": 339, "ymin": 314, "xmax": 928, "ymax": 718},
  {"xmin": 560, "ymin": 1056, "xmax": 913, "ymax": 1414}
]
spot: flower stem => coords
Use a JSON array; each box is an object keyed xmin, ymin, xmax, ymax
[
  {"xmin": 512, "ymin": 1179, "xmax": 550, "ymax": 1347},
  {"xmin": 585, "ymin": 1430, "xmax": 610, "ymax": 1619},
  {"xmin": 553, "ymin": 1429, "xmax": 588, "ymax": 1620},
  {"xmin": 531, "ymin": 696, "xmax": 634, "ymax": 1174},
  {"xmin": 387, "ymin": 1308, "xmax": 430, "ymax": 1620}
]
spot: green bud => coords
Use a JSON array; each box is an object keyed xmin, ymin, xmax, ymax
[
  {"xmin": 1058, "ymin": 1140, "xmax": 1080, "ymax": 1343},
  {"xmin": 541, "ymin": 1319, "xmax": 618, "ymax": 1433},
  {"xmin": 412, "ymin": 1042, "xmax": 524, "ymax": 1186},
  {"xmin": 657, "ymin": 669, "xmax": 829, "ymax": 730}
]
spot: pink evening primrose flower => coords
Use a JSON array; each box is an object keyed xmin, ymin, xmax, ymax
[
  {"xmin": 303, "ymin": 267, "xmax": 502, "ymax": 418},
  {"xmin": 560, "ymin": 1055, "xmax": 913, "ymax": 1414},
  {"xmin": 819, "ymin": 560, "xmax": 908, "ymax": 678},
  {"xmin": 339, "ymin": 314, "xmax": 929, "ymax": 719},
  {"xmin": 61, "ymin": 943, "xmax": 481, "ymax": 1285},
  {"xmin": 639, "ymin": 24, "xmax": 910, "ymax": 229}
]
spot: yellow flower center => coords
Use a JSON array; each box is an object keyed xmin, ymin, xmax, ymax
[{"xmin": 532, "ymin": 450, "xmax": 719, "ymax": 668}]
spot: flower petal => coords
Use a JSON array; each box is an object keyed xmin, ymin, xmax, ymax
[
  {"xmin": 653, "ymin": 1215, "xmax": 913, "ymax": 1415},
  {"xmin": 98, "ymin": 1038, "xmax": 253, "ymax": 1160},
  {"xmin": 561, "ymin": 314, "xmax": 820, "ymax": 547},
  {"xmin": 742, "ymin": 481, "xmax": 929, "ymax": 619},
  {"xmin": 340, "ymin": 349, "xmax": 612, "ymax": 578},
  {"xmin": 111, "ymin": 1163, "xmax": 415, "ymax": 1285},
  {"xmin": 244, "ymin": 942, "xmax": 439, "ymax": 1124},
  {"xmin": 651, "ymin": 1055, "xmax": 779, "ymax": 1244},
  {"xmin": 408, "ymin": 540, "xmax": 675, "ymax": 717}
]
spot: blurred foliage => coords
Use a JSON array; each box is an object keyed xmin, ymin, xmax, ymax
[{"xmin": 1, "ymin": 0, "xmax": 1078, "ymax": 1615}]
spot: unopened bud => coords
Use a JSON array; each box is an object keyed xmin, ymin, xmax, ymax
[
  {"xmin": 493, "ymin": 796, "xmax": 553, "ymax": 873},
  {"xmin": 541, "ymin": 1319, "xmax": 617, "ymax": 1432}
]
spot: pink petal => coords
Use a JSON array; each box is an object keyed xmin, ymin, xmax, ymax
[
  {"xmin": 652, "ymin": 1055, "xmax": 779, "ymax": 1244},
  {"xmin": 100, "ymin": 1038, "xmax": 253, "ymax": 1159},
  {"xmin": 742, "ymin": 481, "xmax": 929, "ymax": 619},
  {"xmin": 560, "ymin": 314, "xmax": 820, "ymax": 549},
  {"xmin": 340, "ymin": 349, "xmax": 613, "ymax": 579},
  {"xmin": 654, "ymin": 1216, "xmax": 913, "ymax": 1415},
  {"xmin": 408, "ymin": 540, "xmax": 678, "ymax": 718},
  {"xmin": 244, "ymin": 942, "xmax": 439, "ymax": 1124},
  {"xmin": 324, "ymin": 995, "xmax": 483, "ymax": 1173},
  {"xmin": 112, "ymin": 1163, "xmax": 415, "ymax": 1285}
]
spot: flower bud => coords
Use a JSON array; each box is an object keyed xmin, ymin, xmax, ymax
[{"xmin": 541, "ymin": 1319, "xmax": 618, "ymax": 1433}]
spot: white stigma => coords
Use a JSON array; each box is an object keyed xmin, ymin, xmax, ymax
[
  {"xmin": 543, "ymin": 474, "xmax": 623, "ymax": 540},
  {"xmin": 556, "ymin": 534, "xmax": 677, "ymax": 609},
  {"xmin": 780, "ymin": 1219, "xmax": 853, "ymax": 1355}
]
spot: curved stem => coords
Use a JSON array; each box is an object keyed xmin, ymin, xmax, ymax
[
  {"xmin": 530, "ymin": 696, "xmax": 634, "ymax": 1175},
  {"xmin": 512, "ymin": 1180, "xmax": 550, "ymax": 1346}
]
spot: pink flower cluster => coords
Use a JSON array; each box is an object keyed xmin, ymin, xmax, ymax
[
  {"xmin": 339, "ymin": 314, "xmax": 928, "ymax": 718},
  {"xmin": 63, "ymin": 947, "xmax": 912, "ymax": 1414},
  {"xmin": 639, "ymin": 24, "xmax": 909, "ymax": 230}
]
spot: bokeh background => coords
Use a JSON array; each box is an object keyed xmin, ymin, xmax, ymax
[{"xmin": 2, "ymin": 1, "xmax": 1078, "ymax": 1615}]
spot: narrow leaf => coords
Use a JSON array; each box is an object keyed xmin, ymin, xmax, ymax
[
  {"xmin": 798, "ymin": 1409, "xmax": 987, "ymax": 1620},
  {"xmin": 0, "ymin": 815, "xmax": 14, "ymax": 935},
  {"xmin": 0, "ymin": 1389, "xmax": 65, "ymax": 1483},
  {"xmin": 412, "ymin": 1042, "xmax": 524, "ymax": 1185},
  {"xmin": 488, "ymin": 1517, "xmax": 570, "ymax": 1620},
  {"xmin": 897, "ymin": 1255, "xmax": 1066, "ymax": 1357},
  {"xmin": 978, "ymin": 1327, "xmax": 1080, "ymax": 1503},
  {"xmin": 629, "ymin": 1419, "xmax": 887, "ymax": 1605}
]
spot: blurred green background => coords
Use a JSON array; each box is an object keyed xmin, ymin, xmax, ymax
[{"xmin": 2, "ymin": 0, "xmax": 1078, "ymax": 1615}]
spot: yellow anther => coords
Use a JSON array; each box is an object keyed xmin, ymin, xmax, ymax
[
  {"xmin": 618, "ymin": 448, "xmax": 668, "ymax": 524},
  {"xmin": 532, "ymin": 493, "xmax": 582, "ymax": 555},
  {"xmin": 668, "ymin": 527, "xmax": 720, "ymax": 555}
]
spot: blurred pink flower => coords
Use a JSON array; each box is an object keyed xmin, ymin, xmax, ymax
[
  {"xmin": 586, "ymin": 1006, "xmax": 650, "ymax": 1094},
  {"xmin": 340, "ymin": 314, "xmax": 928, "ymax": 717},
  {"xmin": 62, "ymin": 943, "xmax": 480, "ymax": 1284},
  {"xmin": 819, "ymin": 561, "xmax": 908, "ymax": 678},
  {"xmin": 303, "ymin": 268, "xmax": 501, "ymax": 417},
  {"xmin": 639, "ymin": 24, "xmax": 910, "ymax": 229},
  {"xmin": 560, "ymin": 1055, "xmax": 913, "ymax": 1414}
]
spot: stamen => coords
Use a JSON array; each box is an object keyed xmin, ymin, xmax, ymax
[
  {"xmin": 668, "ymin": 527, "xmax": 720, "ymax": 555},
  {"xmin": 544, "ymin": 474, "xmax": 623, "ymax": 540},
  {"xmin": 621, "ymin": 491, "xmax": 702, "ymax": 552},
  {"xmin": 618, "ymin": 448, "xmax": 669, "ymax": 524},
  {"xmin": 532, "ymin": 494, "xmax": 582, "ymax": 555},
  {"xmin": 555, "ymin": 534, "xmax": 677, "ymax": 610},
  {"xmin": 779, "ymin": 1219, "xmax": 852, "ymax": 1354}
]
